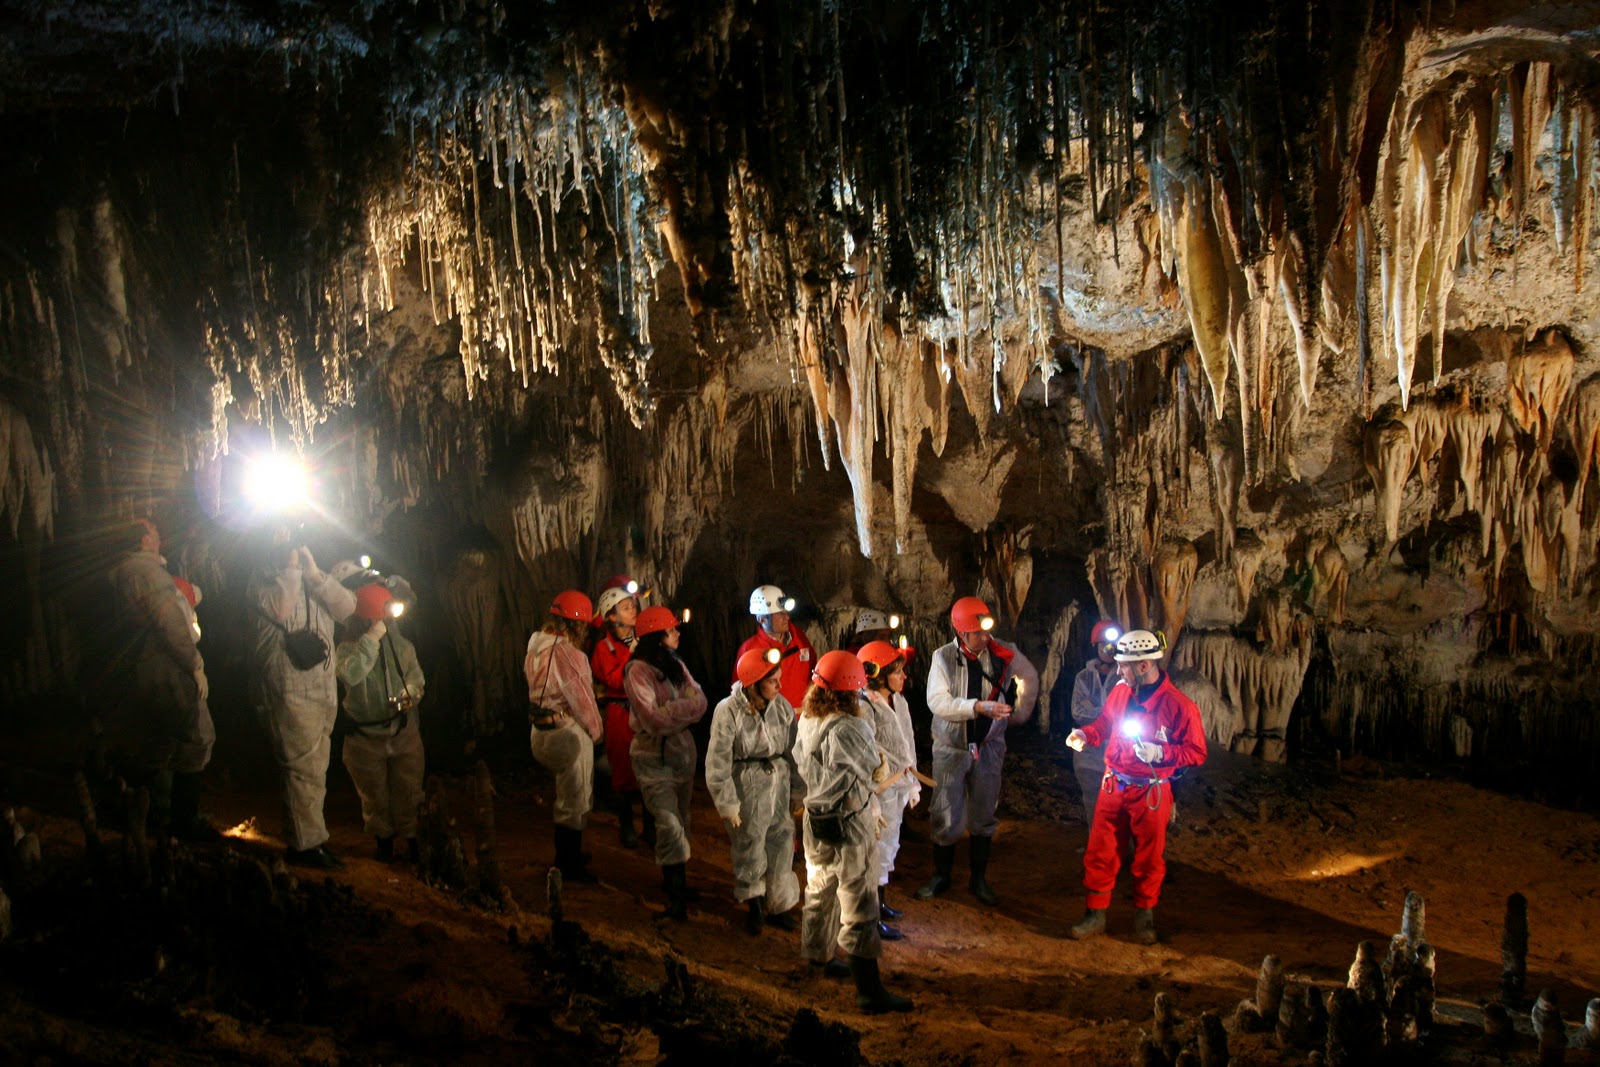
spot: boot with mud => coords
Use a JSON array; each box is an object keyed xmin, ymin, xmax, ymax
[
  {"xmin": 916, "ymin": 843, "xmax": 956, "ymax": 899},
  {"xmin": 968, "ymin": 834, "xmax": 999, "ymax": 906},
  {"xmin": 1132, "ymin": 907, "xmax": 1159, "ymax": 945},
  {"xmin": 1069, "ymin": 908, "xmax": 1107, "ymax": 940}
]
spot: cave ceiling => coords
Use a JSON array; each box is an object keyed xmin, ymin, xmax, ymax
[{"xmin": 2, "ymin": 0, "xmax": 1600, "ymax": 773}]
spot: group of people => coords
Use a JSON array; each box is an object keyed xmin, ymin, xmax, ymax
[{"xmin": 106, "ymin": 518, "xmax": 1210, "ymax": 1016}]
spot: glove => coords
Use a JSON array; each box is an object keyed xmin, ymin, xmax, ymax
[
  {"xmin": 977, "ymin": 700, "xmax": 1012, "ymax": 719},
  {"xmin": 872, "ymin": 752, "xmax": 891, "ymax": 783},
  {"xmin": 724, "ymin": 809, "xmax": 742, "ymax": 829},
  {"xmin": 1133, "ymin": 740, "xmax": 1164, "ymax": 763},
  {"xmin": 1065, "ymin": 729, "xmax": 1087, "ymax": 752},
  {"xmin": 369, "ymin": 620, "xmax": 388, "ymax": 642},
  {"xmin": 193, "ymin": 668, "xmax": 209, "ymax": 702},
  {"xmin": 297, "ymin": 546, "xmax": 323, "ymax": 582}
]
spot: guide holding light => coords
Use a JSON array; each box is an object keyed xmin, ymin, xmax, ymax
[{"xmin": 1065, "ymin": 628, "xmax": 1206, "ymax": 945}]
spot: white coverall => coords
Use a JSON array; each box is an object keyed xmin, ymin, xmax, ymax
[
  {"xmin": 249, "ymin": 565, "xmax": 357, "ymax": 851},
  {"xmin": 524, "ymin": 631, "xmax": 605, "ymax": 830},
  {"xmin": 625, "ymin": 658, "xmax": 707, "ymax": 866},
  {"xmin": 863, "ymin": 689, "xmax": 920, "ymax": 886},
  {"xmin": 336, "ymin": 627, "xmax": 427, "ymax": 840},
  {"xmin": 107, "ymin": 548, "xmax": 207, "ymax": 773},
  {"xmin": 926, "ymin": 638, "xmax": 1039, "ymax": 846},
  {"xmin": 796, "ymin": 711, "xmax": 883, "ymax": 962},
  {"xmin": 1070, "ymin": 662, "xmax": 1122, "ymax": 824},
  {"xmin": 704, "ymin": 682, "xmax": 800, "ymax": 912}
]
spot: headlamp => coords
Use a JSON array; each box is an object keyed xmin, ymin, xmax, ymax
[
  {"xmin": 626, "ymin": 580, "xmax": 639, "ymax": 595},
  {"xmin": 978, "ymin": 615, "xmax": 995, "ymax": 631},
  {"xmin": 764, "ymin": 648, "xmax": 782, "ymax": 665},
  {"xmin": 888, "ymin": 613, "xmax": 902, "ymax": 629},
  {"xmin": 358, "ymin": 554, "xmax": 372, "ymax": 570},
  {"xmin": 781, "ymin": 596, "xmax": 796, "ymax": 613},
  {"xmin": 1120, "ymin": 718, "xmax": 1145, "ymax": 740},
  {"xmin": 897, "ymin": 635, "xmax": 909, "ymax": 650},
  {"xmin": 681, "ymin": 607, "xmax": 693, "ymax": 623},
  {"xmin": 387, "ymin": 600, "xmax": 405, "ymax": 619},
  {"xmin": 1104, "ymin": 626, "xmax": 1121, "ymax": 643}
]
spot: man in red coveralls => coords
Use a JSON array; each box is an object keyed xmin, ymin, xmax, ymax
[
  {"xmin": 1065, "ymin": 628, "xmax": 1206, "ymax": 945},
  {"xmin": 734, "ymin": 584, "xmax": 817, "ymax": 712},
  {"xmin": 592, "ymin": 578, "xmax": 650, "ymax": 848}
]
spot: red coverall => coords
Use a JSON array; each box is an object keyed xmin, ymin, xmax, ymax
[
  {"xmin": 734, "ymin": 626, "xmax": 816, "ymax": 711},
  {"xmin": 1078, "ymin": 671, "xmax": 1206, "ymax": 909},
  {"xmin": 591, "ymin": 633, "xmax": 637, "ymax": 791}
]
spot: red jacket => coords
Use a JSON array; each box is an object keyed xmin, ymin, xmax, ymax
[
  {"xmin": 591, "ymin": 633, "xmax": 633, "ymax": 703},
  {"xmin": 734, "ymin": 626, "xmax": 817, "ymax": 710},
  {"xmin": 1081, "ymin": 671, "xmax": 1207, "ymax": 781}
]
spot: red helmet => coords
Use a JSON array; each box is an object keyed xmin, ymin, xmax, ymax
[
  {"xmin": 856, "ymin": 640, "xmax": 905, "ymax": 679},
  {"xmin": 635, "ymin": 605, "xmax": 679, "ymax": 637},
  {"xmin": 603, "ymin": 574, "xmax": 641, "ymax": 595},
  {"xmin": 736, "ymin": 646, "xmax": 783, "ymax": 688},
  {"xmin": 549, "ymin": 590, "xmax": 594, "ymax": 622},
  {"xmin": 950, "ymin": 596, "xmax": 995, "ymax": 632},
  {"xmin": 172, "ymin": 576, "xmax": 199, "ymax": 610},
  {"xmin": 356, "ymin": 583, "xmax": 395, "ymax": 621},
  {"xmin": 811, "ymin": 650, "xmax": 867, "ymax": 692},
  {"xmin": 1090, "ymin": 619, "xmax": 1123, "ymax": 645}
]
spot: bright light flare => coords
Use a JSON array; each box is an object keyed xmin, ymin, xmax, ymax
[
  {"xmin": 625, "ymin": 580, "xmax": 639, "ymax": 594},
  {"xmin": 764, "ymin": 647, "xmax": 782, "ymax": 665},
  {"xmin": 681, "ymin": 607, "xmax": 693, "ymax": 623},
  {"xmin": 978, "ymin": 615, "xmax": 995, "ymax": 631},
  {"xmin": 897, "ymin": 635, "xmax": 909, "ymax": 649},
  {"xmin": 781, "ymin": 597, "xmax": 796, "ymax": 612},
  {"xmin": 1104, "ymin": 626, "xmax": 1122, "ymax": 643},
  {"xmin": 223, "ymin": 817, "xmax": 262, "ymax": 840},
  {"xmin": 888, "ymin": 613, "xmax": 902, "ymax": 629},
  {"xmin": 1120, "ymin": 718, "xmax": 1144, "ymax": 739},
  {"xmin": 387, "ymin": 600, "xmax": 405, "ymax": 619},
  {"xmin": 358, "ymin": 554, "xmax": 372, "ymax": 569},
  {"xmin": 244, "ymin": 453, "xmax": 309, "ymax": 513},
  {"xmin": 1295, "ymin": 852, "xmax": 1401, "ymax": 881}
]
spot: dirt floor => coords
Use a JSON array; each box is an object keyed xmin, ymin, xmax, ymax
[{"xmin": 2, "ymin": 729, "xmax": 1598, "ymax": 1065}]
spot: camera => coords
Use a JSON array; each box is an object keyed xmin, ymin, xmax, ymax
[{"xmin": 387, "ymin": 693, "xmax": 414, "ymax": 713}]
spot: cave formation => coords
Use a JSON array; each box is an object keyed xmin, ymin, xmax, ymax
[{"xmin": 2, "ymin": 0, "xmax": 1600, "ymax": 1063}]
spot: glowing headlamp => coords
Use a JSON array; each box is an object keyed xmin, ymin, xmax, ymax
[
  {"xmin": 1103, "ymin": 626, "xmax": 1121, "ymax": 643},
  {"xmin": 888, "ymin": 613, "xmax": 902, "ymax": 629},
  {"xmin": 978, "ymin": 615, "xmax": 995, "ymax": 632},
  {"xmin": 358, "ymin": 554, "xmax": 372, "ymax": 570},
  {"xmin": 625, "ymin": 580, "xmax": 640, "ymax": 595},
  {"xmin": 387, "ymin": 600, "xmax": 406, "ymax": 619},
  {"xmin": 764, "ymin": 647, "xmax": 782, "ymax": 665},
  {"xmin": 243, "ymin": 452, "xmax": 309, "ymax": 514},
  {"xmin": 781, "ymin": 596, "xmax": 796, "ymax": 613},
  {"xmin": 681, "ymin": 607, "xmax": 693, "ymax": 623},
  {"xmin": 897, "ymin": 635, "xmax": 909, "ymax": 650},
  {"xmin": 1120, "ymin": 718, "xmax": 1145, "ymax": 740}
]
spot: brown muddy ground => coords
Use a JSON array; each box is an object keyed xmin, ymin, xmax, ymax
[{"xmin": 2, "ymin": 732, "xmax": 1597, "ymax": 1065}]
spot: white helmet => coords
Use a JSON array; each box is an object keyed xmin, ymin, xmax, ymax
[
  {"xmin": 854, "ymin": 609, "xmax": 888, "ymax": 633},
  {"xmin": 596, "ymin": 586, "xmax": 637, "ymax": 618},
  {"xmin": 749, "ymin": 584, "xmax": 796, "ymax": 616},
  {"xmin": 331, "ymin": 558, "xmax": 381, "ymax": 588},
  {"xmin": 1113, "ymin": 629, "xmax": 1168, "ymax": 663}
]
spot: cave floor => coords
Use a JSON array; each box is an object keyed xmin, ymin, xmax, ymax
[{"xmin": 3, "ymin": 733, "xmax": 1598, "ymax": 1065}]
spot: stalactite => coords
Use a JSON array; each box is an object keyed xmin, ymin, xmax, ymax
[
  {"xmin": 1152, "ymin": 539, "xmax": 1198, "ymax": 649},
  {"xmin": 1174, "ymin": 625, "xmax": 1312, "ymax": 763},
  {"xmin": 1312, "ymin": 538, "xmax": 1349, "ymax": 625}
]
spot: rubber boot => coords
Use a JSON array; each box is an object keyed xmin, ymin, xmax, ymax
[
  {"xmin": 1069, "ymin": 908, "xmax": 1107, "ymax": 940},
  {"xmin": 915, "ymin": 844, "xmax": 955, "ymax": 899},
  {"xmin": 765, "ymin": 905, "xmax": 798, "ymax": 931},
  {"xmin": 1132, "ymin": 907, "xmax": 1159, "ymax": 945},
  {"xmin": 809, "ymin": 957, "xmax": 850, "ymax": 979},
  {"xmin": 169, "ymin": 771, "xmax": 222, "ymax": 842},
  {"xmin": 849, "ymin": 955, "xmax": 914, "ymax": 1014},
  {"xmin": 555, "ymin": 826, "xmax": 598, "ymax": 883},
  {"xmin": 616, "ymin": 793, "xmax": 639, "ymax": 849},
  {"xmin": 745, "ymin": 896, "xmax": 765, "ymax": 935},
  {"xmin": 661, "ymin": 863, "xmax": 689, "ymax": 921},
  {"xmin": 968, "ymin": 835, "xmax": 998, "ymax": 906},
  {"xmin": 879, "ymin": 886, "xmax": 903, "ymax": 921},
  {"xmin": 375, "ymin": 835, "xmax": 395, "ymax": 862}
]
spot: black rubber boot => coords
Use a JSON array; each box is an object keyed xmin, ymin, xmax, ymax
[
  {"xmin": 810, "ymin": 957, "xmax": 850, "ymax": 979},
  {"xmin": 878, "ymin": 919, "xmax": 904, "ymax": 941},
  {"xmin": 969, "ymin": 835, "xmax": 998, "ymax": 906},
  {"xmin": 555, "ymin": 826, "xmax": 598, "ymax": 883},
  {"xmin": 375, "ymin": 835, "xmax": 395, "ymax": 862},
  {"xmin": 849, "ymin": 955, "xmax": 914, "ymax": 1014},
  {"xmin": 765, "ymin": 906, "xmax": 798, "ymax": 931},
  {"xmin": 1132, "ymin": 907, "xmax": 1159, "ymax": 945},
  {"xmin": 915, "ymin": 844, "xmax": 956, "ymax": 899},
  {"xmin": 879, "ymin": 886, "xmax": 903, "ymax": 921},
  {"xmin": 616, "ymin": 793, "xmax": 639, "ymax": 849},
  {"xmin": 169, "ymin": 771, "xmax": 222, "ymax": 842},
  {"xmin": 745, "ymin": 896, "xmax": 765, "ymax": 935},
  {"xmin": 661, "ymin": 863, "xmax": 689, "ymax": 921}
]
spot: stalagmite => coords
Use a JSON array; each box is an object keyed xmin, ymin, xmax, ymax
[
  {"xmin": 1197, "ymin": 1009, "xmax": 1229, "ymax": 1067},
  {"xmin": 1153, "ymin": 991, "xmax": 1179, "ymax": 1057},
  {"xmin": 1153, "ymin": 540, "xmax": 1198, "ymax": 648},
  {"xmin": 1414, "ymin": 944, "xmax": 1436, "ymax": 1030},
  {"xmin": 1401, "ymin": 891, "xmax": 1425, "ymax": 952},
  {"xmin": 1482, "ymin": 1001, "xmax": 1513, "ymax": 1050},
  {"xmin": 1531, "ymin": 990, "xmax": 1566, "ymax": 1067},
  {"xmin": 1348, "ymin": 941, "xmax": 1384, "ymax": 1003},
  {"xmin": 1256, "ymin": 955, "xmax": 1286, "ymax": 1025},
  {"xmin": 1501, "ymin": 892, "xmax": 1528, "ymax": 1007},
  {"xmin": 1579, "ymin": 999, "xmax": 1600, "ymax": 1049},
  {"xmin": 1325, "ymin": 987, "xmax": 1384, "ymax": 1067},
  {"xmin": 1381, "ymin": 933, "xmax": 1412, "ymax": 995}
]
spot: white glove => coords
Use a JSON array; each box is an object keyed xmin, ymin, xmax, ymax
[
  {"xmin": 369, "ymin": 620, "xmax": 388, "ymax": 642},
  {"xmin": 872, "ymin": 752, "xmax": 891, "ymax": 783},
  {"xmin": 193, "ymin": 668, "xmax": 209, "ymax": 702},
  {"xmin": 1065, "ymin": 729, "xmax": 1087, "ymax": 752},
  {"xmin": 1133, "ymin": 740, "xmax": 1164, "ymax": 763},
  {"xmin": 723, "ymin": 809, "xmax": 742, "ymax": 829},
  {"xmin": 977, "ymin": 700, "xmax": 1012, "ymax": 719}
]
